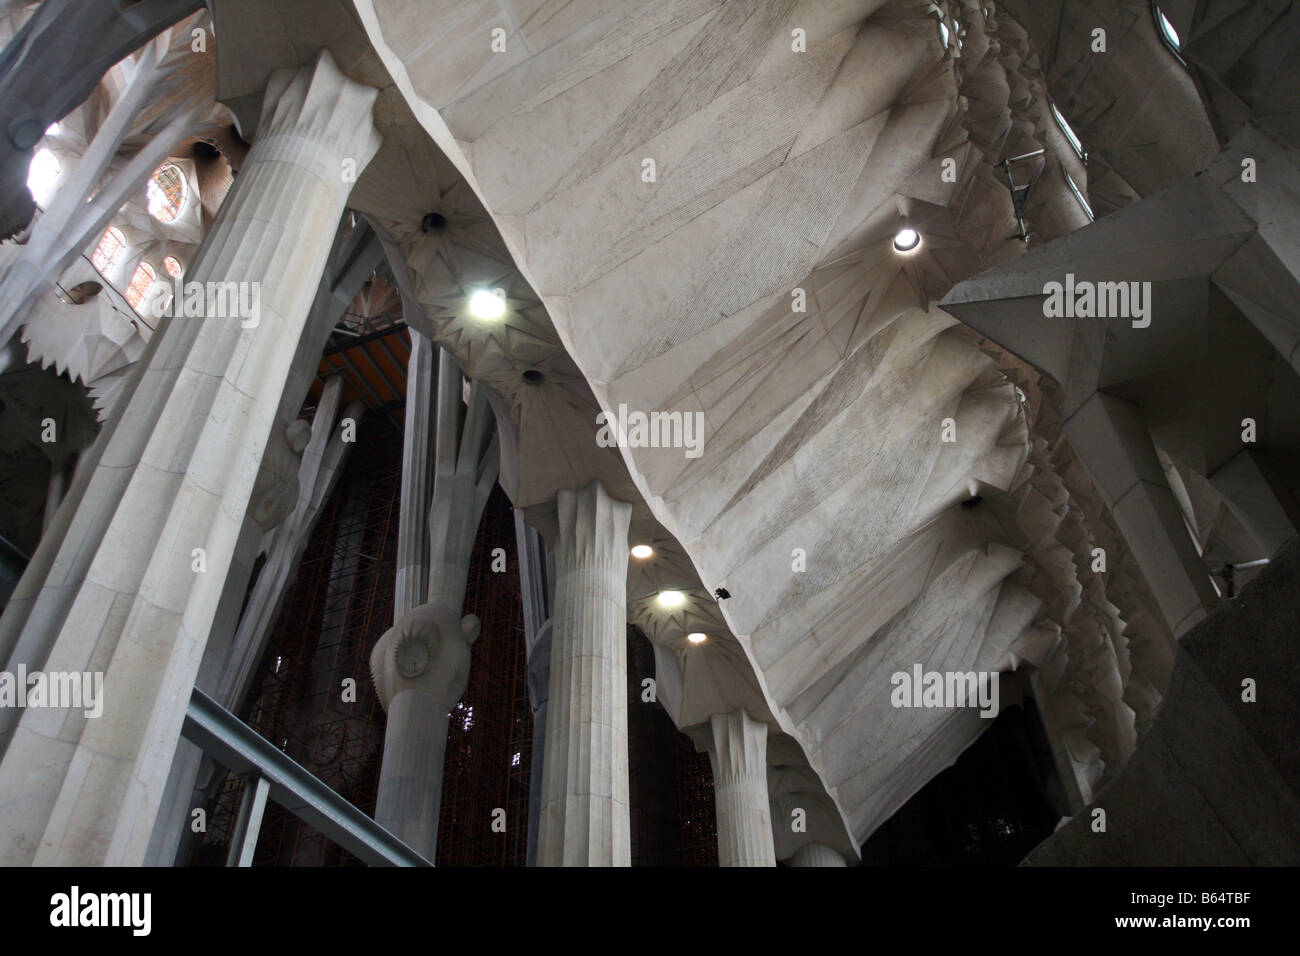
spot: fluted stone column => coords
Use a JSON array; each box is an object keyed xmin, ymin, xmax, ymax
[
  {"xmin": 787, "ymin": 842, "xmax": 846, "ymax": 867},
  {"xmin": 706, "ymin": 709, "xmax": 776, "ymax": 867},
  {"xmin": 0, "ymin": 48, "xmax": 380, "ymax": 866},
  {"xmin": 515, "ymin": 511, "xmax": 552, "ymax": 867},
  {"xmin": 536, "ymin": 480, "xmax": 632, "ymax": 866}
]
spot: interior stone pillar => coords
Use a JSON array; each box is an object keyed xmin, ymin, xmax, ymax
[
  {"xmin": 370, "ymin": 350, "xmax": 498, "ymax": 859},
  {"xmin": 536, "ymin": 480, "xmax": 632, "ymax": 866},
  {"xmin": 515, "ymin": 511, "xmax": 551, "ymax": 867},
  {"xmin": 393, "ymin": 329, "xmax": 435, "ymax": 617},
  {"xmin": 787, "ymin": 842, "xmax": 846, "ymax": 867},
  {"xmin": 525, "ymin": 619, "xmax": 551, "ymax": 868},
  {"xmin": 0, "ymin": 48, "xmax": 380, "ymax": 866},
  {"xmin": 705, "ymin": 708, "xmax": 776, "ymax": 867}
]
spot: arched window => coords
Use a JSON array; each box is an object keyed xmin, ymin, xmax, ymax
[
  {"xmin": 1152, "ymin": 2, "xmax": 1185, "ymax": 63},
  {"xmin": 1154, "ymin": 3, "xmax": 1179, "ymax": 49},
  {"xmin": 147, "ymin": 163, "xmax": 187, "ymax": 222},
  {"xmin": 1065, "ymin": 171, "xmax": 1095, "ymax": 221},
  {"xmin": 125, "ymin": 261, "xmax": 156, "ymax": 310},
  {"xmin": 91, "ymin": 227, "xmax": 126, "ymax": 275},
  {"xmin": 1050, "ymin": 100, "xmax": 1086, "ymax": 161},
  {"xmin": 163, "ymin": 255, "xmax": 183, "ymax": 278}
]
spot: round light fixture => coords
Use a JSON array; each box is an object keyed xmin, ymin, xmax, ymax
[
  {"xmin": 657, "ymin": 590, "xmax": 685, "ymax": 608},
  {"xmin": 630, "ymin": 544, "xmax": 654, "ymax": 559},
  {"xmin": 687, "ymin": 632, "xmax": 707, "ymax": 644},
  {"xmin": 468, "ymin": 288, "xmax": 506, "ymax": 320},
  {"xmin": 893, "ymin": 227, "xmax": 921, "ymax": 253}
]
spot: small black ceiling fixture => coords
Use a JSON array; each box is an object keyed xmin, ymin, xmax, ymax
[
  {"xmin": 714, "ymin": 587, "xmax": 731, "ymax": 600},
  {"xmin": 522, "ymin": 369, "xmax": 544, "ymax": 385},
  {"xmin": 421, "ymin": 212, "xmax": 447, "ymax": 233}
]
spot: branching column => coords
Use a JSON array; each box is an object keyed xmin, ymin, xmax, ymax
[
  {"xmin": 536, "ymin": 480, "xmax": 632, "ymax": 866},
  {"xmin": 370, "ymin": 347, "xmax": 499, "ymax": 859},
  {"xmin": 707, "ymin": 709, "xmax": 776, "ymax": 867},
  {"xmin": 0, "ymin": 49, "xmax": 380, "ymax": 865}
]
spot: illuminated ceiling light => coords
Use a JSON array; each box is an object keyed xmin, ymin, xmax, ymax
[
  {"xmin": 630, "ymin": 544, "xmax": 654, "ymax": 559},
  {"xmin": 45, "ymin": 122, "xmax": 60, "ymax": 136},
  {"xmin": 468, "ymin": 288, "xmax": 506, "ymax": 320},
  {"xmin": 893, "ymin": 227, "xmax": 921, "ymax": 253},
  {"xmin": 657, "ymin": 590, "xmax": 685, "ymax": 608},
  {"xmin": 687, "ymin": 632, "xmax": 707, "ymax": 644}
]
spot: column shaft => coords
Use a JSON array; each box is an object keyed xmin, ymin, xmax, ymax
[
  {"xmin": 0, "ymin": 49, "xmax": 380, "ymax": 865},
  {"xmin": 707, "ymin": 709, "xmax": 776, "ymax": 867},
  {"xmin": 373, "ymin": 690, "xmax": 450, "ymax": 856},
  {"xmin": 536, "ymin": 480, "xmax": 631, "ymax": 866}
]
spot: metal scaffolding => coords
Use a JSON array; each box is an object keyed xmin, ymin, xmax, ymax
[
  {"xmin": 194, "ymin": 416, "xmax": 402, "ymax": 866},
  {"xmin": 435, "ymin": 485, "xmax": 531, "ymax": 867}
]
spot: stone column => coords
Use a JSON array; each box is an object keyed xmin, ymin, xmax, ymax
[
  {"xmin": 536, "ymin": 480, "xmax": 632, "ymax": 866},
  {"xmin": 787, "ymin": 842, "xmax": 846, "ymax": 867},
  {"xmin": 369, "ymin": 350, "xmax": 498, "ymax": 859},
  {"xmin": 706, "ymin": 709, "xmax": 776, "ymax": 867},
  {"xmin": 525, "ymin": 619, "xmax": 551, "ymax": 867},
  {"xmin": 370, "ymin": 605, "xmax": 480, "ymax": 858},
  {"xmin": 515, "ymin": 510, "xmax": 552, "ymax": 867},
  {"xmin": 0, "ymin": 48, "xmax": 380, "ymax": 866},
  {"xmin": 393, "ymin": 329, "xmax": 435, "ymax": 617}
]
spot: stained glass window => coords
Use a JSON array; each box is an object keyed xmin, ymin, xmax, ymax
[
  {"xmin": 91, "ymin": 227, "xmax": 126, "ymax": 274},
  {"xmin": 125, "ymin": 261, "xmax": 156, "ymax": 310},
  {"xmin": 147, "ymin": 163, "xmax": 187, "ymax": 222}
]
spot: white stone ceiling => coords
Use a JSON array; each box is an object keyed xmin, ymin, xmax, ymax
[
  {"xmin": 201, "ymin": 0, "xmax": 1170, "ymax": 850},
  {"xmin": 346, "ymin": 0, "xmax": 1108, "ymax": 842}
]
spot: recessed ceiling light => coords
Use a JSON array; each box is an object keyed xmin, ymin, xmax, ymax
[
  {"xmin": 893, "ymin": 227, "xmax": 921, "ymax": 253},
  {"xmin": 687, "ymin": 632, "xmax": 707, "ymax": 644},
  {"xmin": 630, "ymin": 544, "xmax": 653, "ymax": 559},
  {"xmin": 657, "ymin": 590, "xmax": 685, "ymax": 608},
  {"xmin": 468, "ymin": 288, "xmax": 506, "ymax": 320}
]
